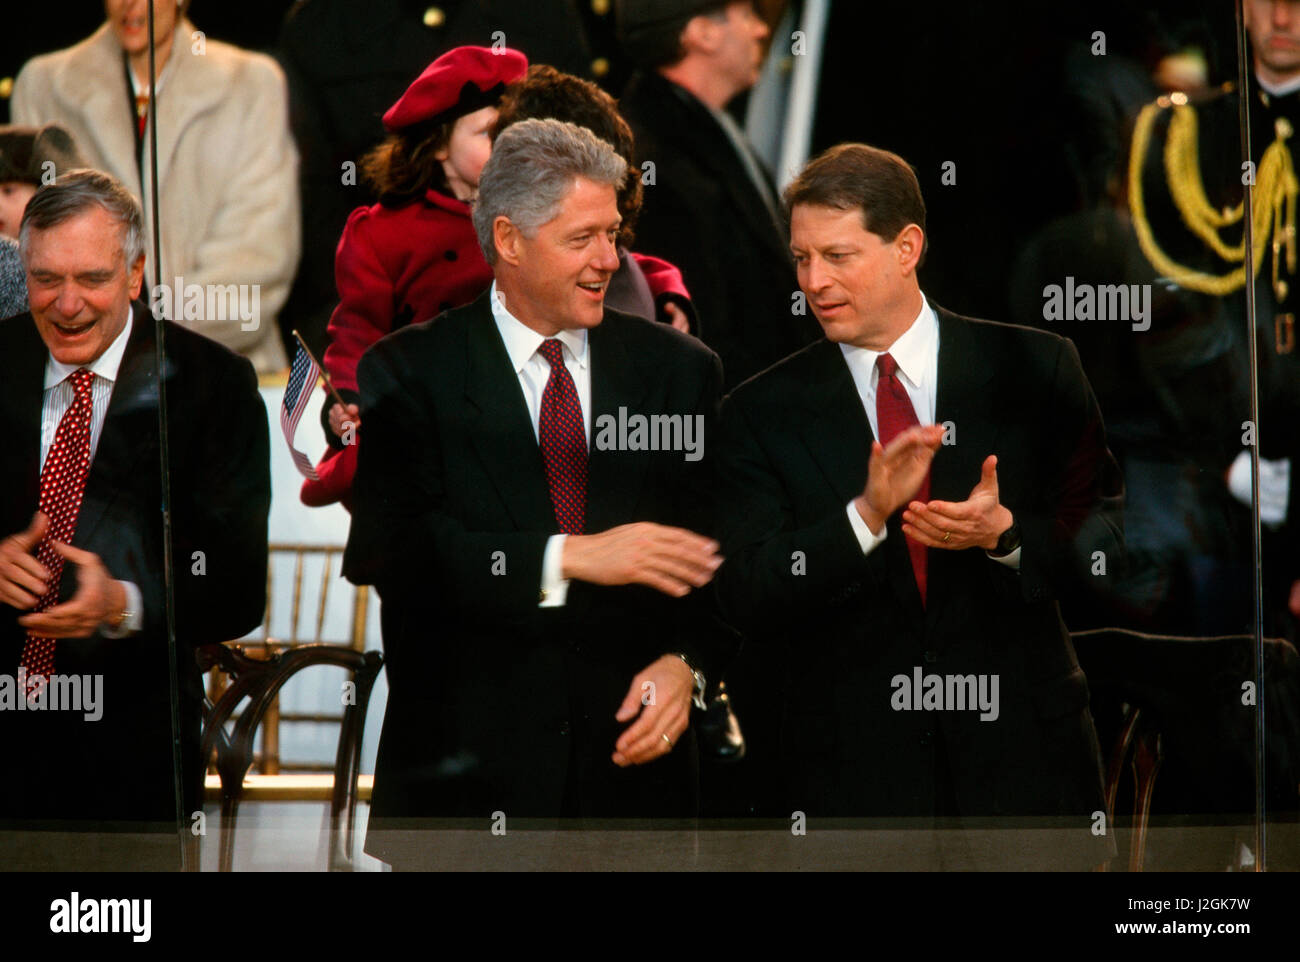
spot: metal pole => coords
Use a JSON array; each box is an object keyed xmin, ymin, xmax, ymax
[
  {"xmin": 1233, "ymin": 0, "xmax": 1266, "ymax": 873},
  {"xmin": 145, "ymin": 0, "xmax": 189, "ymax": 872}
]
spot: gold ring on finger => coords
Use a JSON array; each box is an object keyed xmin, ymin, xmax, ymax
[
  {"xmin": 662, "ymin": 733, "xmax": 673, "ymax": 748},
  {"xmin": 943, "ymin": 531, "xmax": 951, "ymax": 543}
]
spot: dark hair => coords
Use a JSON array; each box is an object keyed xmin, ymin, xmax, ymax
[
  {"xmin": 493, "ymin": 64, "xmax": 642, "ymax": 246},
  {"xmin": 360, "ymin": 115, "xmax": 453, "ymax": 206},
  {"xmin": 783, "ymin": 143, "xmax": 928, "ymax": 265},
  {"xmin": 20, "ymin": 168, "xmax": 144, "ymax": 267},
  {"xmin": 619, "ymin": 2, "xmax": 730, "ymax": 70}
]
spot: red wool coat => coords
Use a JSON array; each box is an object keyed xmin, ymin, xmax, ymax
[{"xmin": 302, "ymin": 188, "xmax": 692, "ymax": 507}]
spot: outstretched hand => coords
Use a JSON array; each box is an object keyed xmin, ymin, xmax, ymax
[
  {"xmin": 854, "ymin": 424, "xmax": 945, "ymax": 534},
  {"xmin": 902, "ymin": 454, "xmax": 1013, "ymax": 551}
]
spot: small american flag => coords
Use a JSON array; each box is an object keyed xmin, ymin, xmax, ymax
[{"xmin": 282, "ymin": 343, "xmax": 321, "ymax": 481}]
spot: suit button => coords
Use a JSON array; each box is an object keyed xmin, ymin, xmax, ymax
[
  {"xmin": 923, "ymin": 649, "xmax": 938, "ymax": 664},
  {"xmin": 559, "ymin": 721, "xmax": 571, "ymax": 736},
  {"xmin": 919, "ymin": 730, "xmax": 933, "ymax": 747}
]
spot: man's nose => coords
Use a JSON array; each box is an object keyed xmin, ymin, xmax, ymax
[
  {"xmin": 54, "ymin": 285, "xmax": 83, "ymax": 316},
  {"xmin": 802, "ymin": 258, "xmax": 829, "ymax": 293},
  {"xmin": 594, "ymin": 233, "xmax": 620, "ymax": 272},
  {"xmin": 1275, "ymin": 0, "xmax": 1293, "ymax": 28}
]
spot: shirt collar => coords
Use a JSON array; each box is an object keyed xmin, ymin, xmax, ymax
[
  {"xmin": 1257, "ymin": 69, "xmax": 1300, "ymax": 99},
  {"xmin": 838, "ymin": 295, "xmax": 938, "ymax": 390},
  {"xmin": 44, "ymin": 305, "xmax": 134, "ymax": 390},
  {"xmin": 489, "ymin": 281, "xmax": 589, "ymax": 373}
]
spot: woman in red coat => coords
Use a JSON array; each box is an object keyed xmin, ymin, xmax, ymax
[{"xmin": 304, "ymin": 51, "xmax": 699, "ymax": 508}]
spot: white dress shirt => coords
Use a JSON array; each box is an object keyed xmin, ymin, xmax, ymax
[
  {"xmin": 489, "ymin": 282, "xmax": 591, "ymax": 607},
  {"xmin": 839, "ymin": 295, "xmax": 1020, "ymax": 570},
  {"xmin": 40, "ymin": 306, "xmax": 143, "ymax": 634}
]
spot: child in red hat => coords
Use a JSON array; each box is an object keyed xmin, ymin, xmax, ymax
[{"xmin": 304, "ymin": 46, "xmax": 528, "ymax": 508}]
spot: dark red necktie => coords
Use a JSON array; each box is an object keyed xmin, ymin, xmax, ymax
[
  {"xmin": 537, "ymin": 339, "xmax": 587, "ymax": 534},
  {"xmin": 135, "ymin": 92, "xmax": 149, "ymax": 139},
  {"xmin": 21, "ymin": 368, "xmax": 95, "ymax": 686},
  {"xmin": 875, "ymin": 353, "xmax": 929, "ymax": 604}
]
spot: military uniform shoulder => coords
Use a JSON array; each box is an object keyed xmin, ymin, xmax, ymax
[{"xmin": 1139, "ymin": 81, "xmax": 1236, "ymax": 113}]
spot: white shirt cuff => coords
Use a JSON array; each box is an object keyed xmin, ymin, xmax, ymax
[
  {"xmin": 845, "ymin": 500, "xmax": 888, "ymax": 555},
  {"xmin": 539, "ymin": 535, "xmax": 570, "ymax": 607},
  {"xmin": 987, "ymin": 546, "xmax": 1021, "ymax": 570},
  {"xmin": 1227, "ymin": 449, "xmax": 1290, "ymax": 526},
  {"xmin": 101, "ymin": 580, "xmax": 143, "ymax": 637}
]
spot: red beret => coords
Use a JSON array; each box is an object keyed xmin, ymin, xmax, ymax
[{"xmin": 383, "ymin": 46, "xmax": 528, "ymax": 132}]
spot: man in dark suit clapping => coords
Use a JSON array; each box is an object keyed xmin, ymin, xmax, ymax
[
  {"xmin": 714, "ymin": 144, "xmax": 1125, "ymax": 868},
  {"xmin": 0, "ymin": 170, "xmax": 270, "ymax": 852}
]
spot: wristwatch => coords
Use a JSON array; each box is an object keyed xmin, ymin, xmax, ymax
[
  {"xmin": 988, "ymin": 520, "xmax": 1022, "ymax": 558},
  {"xmin": 670, "ymin": 652, "xmax": 707, "ymax": 710}
]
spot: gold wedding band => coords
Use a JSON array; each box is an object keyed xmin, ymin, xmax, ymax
[
  {"xmin": 942, "ymin": 531, "xmax": 951, "ymax": 543},
  {"xmin": 662, "ymin": 733, "xmax": 673, "ymax": 747}
]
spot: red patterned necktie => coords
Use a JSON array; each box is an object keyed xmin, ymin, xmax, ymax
[
  {"xmin": 20, "ymin": 368, "xmax": 95, "ymax": 686},
  {"xmin": 537, "ymin": 338, "xmax": 587, "ymax": 534},
  {"xmin": 875, "ymin": 353, "xmax": 930, "ymax": 605}
]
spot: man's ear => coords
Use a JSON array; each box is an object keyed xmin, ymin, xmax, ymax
[
  {"xmin": 895, "ymin": 224, "xmax": 924, "ymax": 275},
  {"xmin": 127, "ymin": 254, "xmax": 145, "ymax": 300},
  {"xmin": 680, "ymin": 14, "xmax": 722, "ymax": 56},
  {"xmin": 493, "ymin": 215, "xmax": 522, "ymax": 267}
]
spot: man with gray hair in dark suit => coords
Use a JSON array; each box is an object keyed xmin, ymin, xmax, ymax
[{"xmin": 346, "ymin": 120, "xmax": 734, "ymax": 862}]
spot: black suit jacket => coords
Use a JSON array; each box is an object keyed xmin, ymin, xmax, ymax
[
  {"xmin": 620, "ymin": 71, "xmax": 821, "ymax": 389},
  {"xmin": 0, "ymin": 304, "xmax": 270, "ymax": 832},
  {"xmin": 344, "ymin": 291, "xmax": 733, "ymax": 831},
  {"xmin": 714, "ymin": 307, "xmax": 1124, "ymax": 830}
]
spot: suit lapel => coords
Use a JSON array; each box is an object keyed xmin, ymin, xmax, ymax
[
  {"xmin": 794, "ymin": 341, "xmax": 924, "ymax": 612},
  {"xmin": 584, "ymin": 316, "xmax": 652, "ymax": 534},
  {"xmin": 463, "ymin": 298, "xmax": 556, "ymax": 533},
  {"xmin": 53, "ymin": 25, "xmax": 142, "ymax": 197},
  {"xmin": 74, "ymin": 306, "xmax": 160, "ymax": 548},
  {"xmin": 931, "ymin": 308, "xmax": 997, "ymax": 502},
  {"xmin": 147, "ymin": 21, "xmax": 226, "ymax": 199},
  {"xmin": 795, "ymin": 341, "xmax": 872, "ymax": 504},
  {"xmin": 927, "ymin": 307, "xmax": 998, "ymax": 623}
]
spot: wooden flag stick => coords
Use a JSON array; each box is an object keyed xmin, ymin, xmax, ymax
[{"xmin": 292, "ymin": 329, "xmax": 350, "ymax": 410}]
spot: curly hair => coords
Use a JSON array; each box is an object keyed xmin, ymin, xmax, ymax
[{"xmin": 492, "ymin": 65, "xmax": 643, "ymax": 247}]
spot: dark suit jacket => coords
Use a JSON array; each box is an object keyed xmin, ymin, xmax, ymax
[
  {"xmin": 714, "ymin": 307, "xmax": 1124, "ymax": 830},
  {"xmin": 620, "ymin": 71, "xmax": 821, "ymax": 389},
  {"xmin": 0, "ymin": 304, "xmax": 270, "ymax": 832},
  {"xmin": 344, "ymin": 291, "xmax": 733, "ymax": 832}
]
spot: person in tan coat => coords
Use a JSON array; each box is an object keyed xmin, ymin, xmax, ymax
[{"xmin": 11, "ymin": 0, "xmax": 300, "ymax": 375}]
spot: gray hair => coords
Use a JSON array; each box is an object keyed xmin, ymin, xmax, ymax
[
  {"xmin": 19, "ymin": 168, "xmax": 146, "ymax": 268},
  {"xmin": 473, "ymin": 118, "xmax": 627, "ymax": 264}
]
